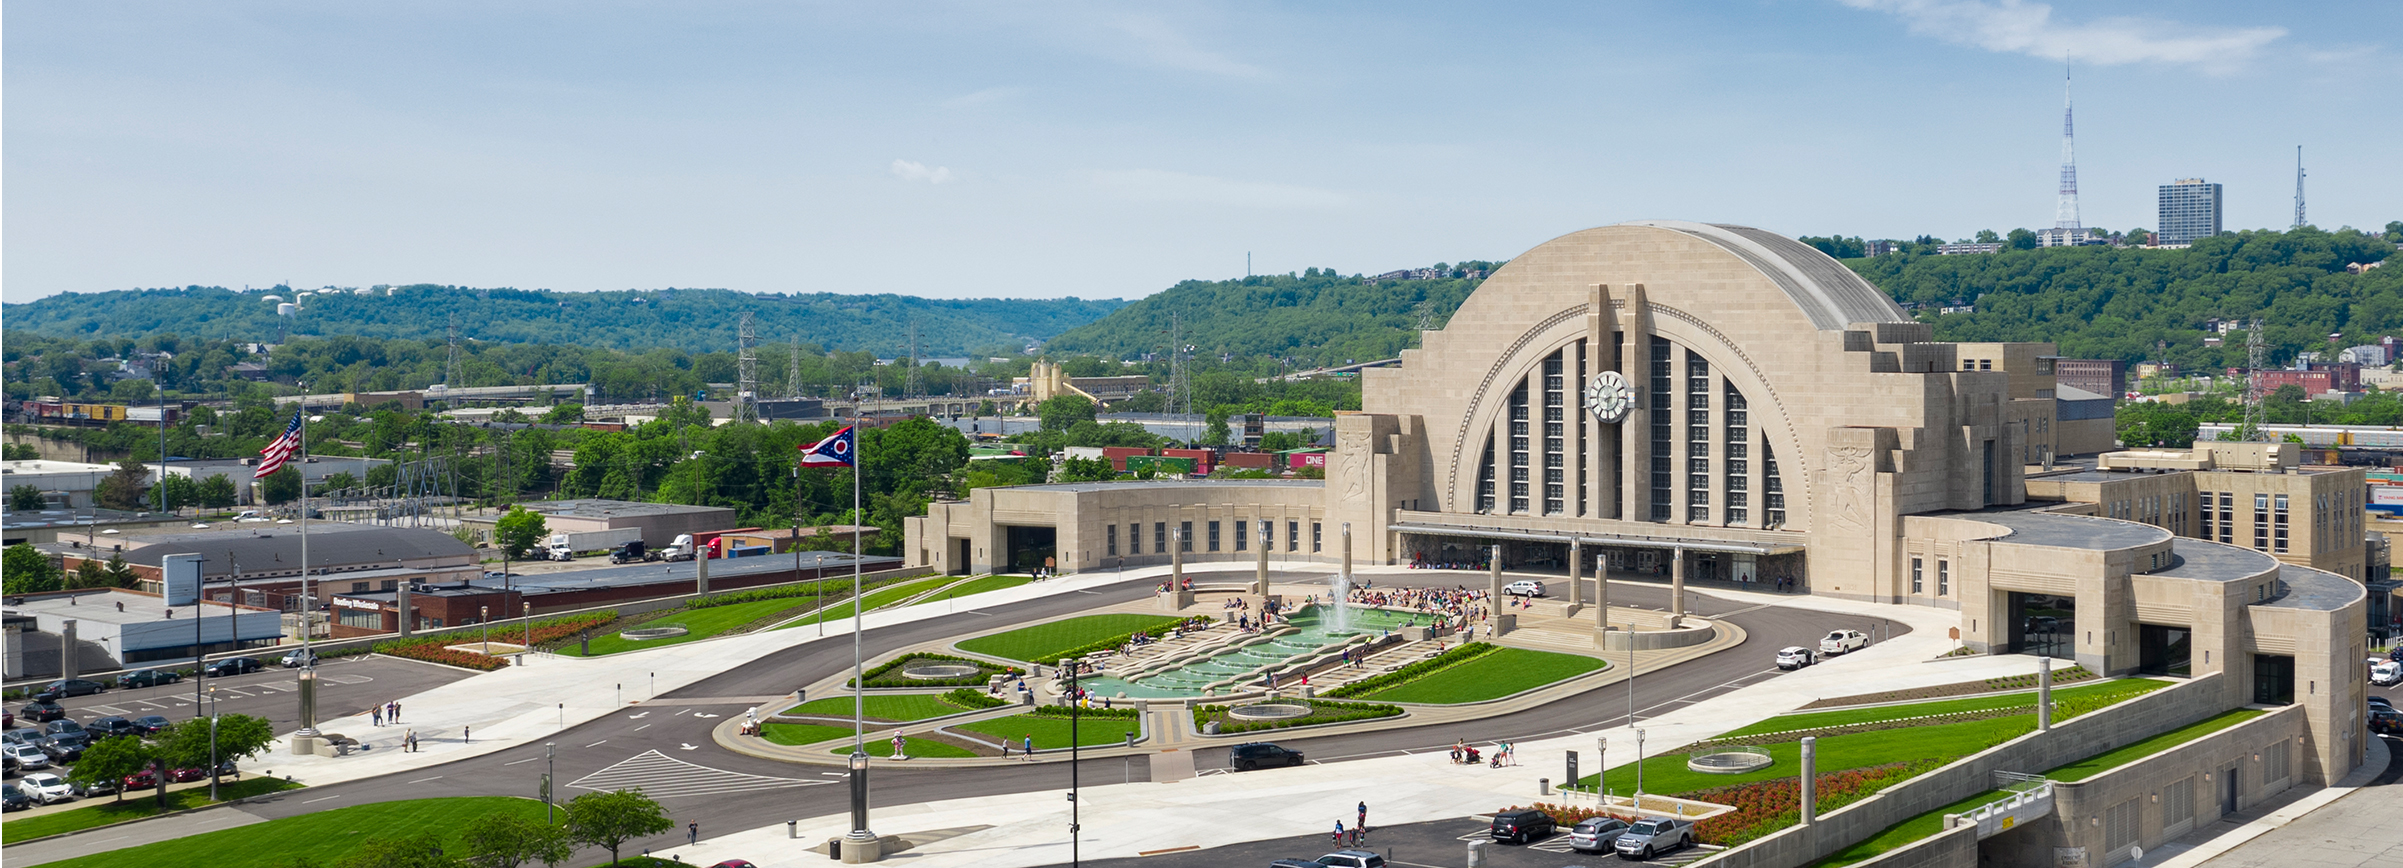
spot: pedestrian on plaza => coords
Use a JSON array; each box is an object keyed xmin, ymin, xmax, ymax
[
  {"xmin": 1357, "ymin": 801, "xmax": 1367, "ymax": 831},
  {"xmin": 408, "ymin": 730, "xmax": 418, "ymax": 752},
  {"xmin": 688, "ymin": 821, "xmax": 698, "ymax": 845},
  {"xmin": 892, "ymin": 733, "xmax": 907, "ymax": 759},
  {"xmin": 1023, "ymin": 734, "xmax": 1034, "ymax": 760},
  {"xmin": 1332, "ymin": 821, "xmax": 1345, "ymax": 847},
  {"xmin": 392, "ymin": 701, "xmax": 403, "ymax": 723},
  {"xmin": 372, "ymin": 706, "xmax": 383, "ymax": 727},
  {"xmin": 1001, "ymin": 739, "xmax": 1011, "ymax": 759},
  {"xmin": 463, "ymin": 725, "xmax": 471, "ymax": 744}
]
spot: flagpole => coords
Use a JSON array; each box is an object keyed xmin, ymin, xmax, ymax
[
  {"xmin": 843, "ymin": 389, "xmax": 877, "ymax": 857},
  {"xmin": 295, "ymin": 386, "xmax": 320, "ymax": 751}
]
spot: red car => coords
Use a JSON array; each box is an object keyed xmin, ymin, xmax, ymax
[
  {"xmin": 122, "ymin": 769, "xmax": 158, "ymax": 789},
  {"xmin": 166, "ymin": 766, "xmax": 209, "ymax": 783}
]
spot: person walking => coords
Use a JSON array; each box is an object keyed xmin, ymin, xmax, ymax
[
  {"xmin": 1023, "ymin": 734, "xmax": 1034, "ymax": 761},
  {"xmin": 408, "ymin": 730, "xmax": 418, "ymax": 752},
  {"xmin": 1357, "ymin": 801, "xmax": 1367, "ymax": 832},
  {"xmin": 463, "ymin": 724, "xmax": 471, "ymax": 744},
  {"xmin": 891, "ymin": 733, "xmax": 907, "ymax": 760},
  {"xmin": 372, "ymin": 706, "xmax": 383, "ymax": 727},
  {"xmin": 687, "ymin": 821, "xmax": 698, "ymax": 845},
  {"xmin": 1332, "ymin": 820, "xmax": 1345, "ymax": 847}
]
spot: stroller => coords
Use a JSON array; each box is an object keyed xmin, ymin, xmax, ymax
[{"xmin": 1453, "ymin": 745, "xmax": 1482, "ymax": 765}]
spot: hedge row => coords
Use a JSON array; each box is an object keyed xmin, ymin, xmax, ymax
[
  {"xmin": 685, "ymin": 576, "xmax": 890, "ymax": 609},
  {"xmin": 851, "ymin": 652, "xmax": 1023, "ymax": 688},
  {"xmin": 1031, "ymin": 704, "xmax": 1140, "ymax": 719},
  {"xmin": 1322, "ymin": 642, "xmax": 1498, "ymax": 698},
  {"xmin": 942, "ymin": 688, "xmax": 1009, "ymax": 710},
  {"xmin": 1193, "ymin": 698, "xmax": 1404, "ymax": 734},
  {"xmin": 373, "ymin": 612, "xmax": 617, "ymax": 670}
]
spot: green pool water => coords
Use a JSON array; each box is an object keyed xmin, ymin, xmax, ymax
[{"xmin": 1075, "ymin": 605, "xmax": 1424, "ymax": 698}]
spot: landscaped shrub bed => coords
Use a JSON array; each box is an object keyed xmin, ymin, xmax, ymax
[
  {"xmin": 1700, "ymin": 706, "xmax": 2044, "ymax": 747},
  {"xmin": 1983, "ymin": 666, "xmax": 2093, "ymax": 690},
  {"xmin": 852, "ymin": 652, "xmax": 1023, "ymax": 688},
  {"xmin": 1527, "ymin": 759, "xmax": 1942, "ymax": 848},
  {"xmin": 373, "ymin": 612, "xmax": 617, "ymax": 670},
  {"xmin": 942, "ymin": 688, "xmax": 1009, "ymax": 710},
  {"xmin": 1031, "ymin": 704, "xmax": 1139, "ymax": 719},
  {"xmin": 1191, "ymin": 698, "xmax": 1404, "ymax": 734},
  {"xmin": 687, "ymin": 573, "xmax": 919, "ymax": 608},
  {"xmin": 1323, "ymin": 642, "xmax": 1498, "ymax": 698}
]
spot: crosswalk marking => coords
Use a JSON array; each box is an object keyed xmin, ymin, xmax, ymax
[{"xmin": 568, "ymin": 749, "xmax": 833, "ymax": 800}]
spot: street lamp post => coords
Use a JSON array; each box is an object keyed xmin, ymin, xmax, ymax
[
  {"xmin": 1068, "ymin": 658, "xmax": 1081, "ymax": 868},
  {"xmin": 544, "ymin": 742, "xmax": 556, "ymax": 824},
  {"xmin": 523, "ymin": 601, "xmax": 533, "ymax": 664},
  {"xmin": 481, "ymin": 605, "xmax": 490, "ymax": 652},
  {"xmin": 1634, "ymin": 728, "xmax": 1646, "ymax": 802},
  {"xmin": 201, "ymin": 687, "xmax": 221, "ymax": 801}
]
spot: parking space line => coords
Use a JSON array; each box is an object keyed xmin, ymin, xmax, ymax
[
  {"xmin": 408, "ymin": 776, "xmax": 444, "ymax": 784},
  {"xmin": 504, "ymin": 758, "xmax": 539, "ymax": 766}
]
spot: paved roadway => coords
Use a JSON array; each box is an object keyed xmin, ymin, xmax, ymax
[
  {"xmin": 20, "ymin": 655, "xmax": 473, "ymax": 735},
  {"xmin": 184, "ymin": 569, "xmax": 1876, "ymax": 864},
  {"xmin": 1068, "ymin": 812, "xmax": 1720, "ymax": 868}
]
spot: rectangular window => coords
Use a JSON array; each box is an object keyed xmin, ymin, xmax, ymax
[
  {"xmin": 2273, "ymin": 494, "xmax": 2289, "ymax": 553},
  {"xmin": 1652, "ymin": 338, "xmax": 1674, "ymax": 521},
  {"xmin": 2219, "ymin": 491, "xmax": 2234, "ymax": 544},
  {"xmin": 1107, "ymin": 524, "xmax": 1118, "ymax": 556},
  {"xmin": 1155, "ymin": 522, "xmax": 1167, "ymax": 553},
  {"xmin": 1312, "ymin": 522, "xmax": 1323, "ymax": 553},
  {"xmin": 1938, "ymin": 560, "xmax": 1950, "ymax": 596},
  {"xmin": 1288, "ymin": 520, "xmax": 1299, "ymax": 552},
  {"xmin": 1234, "ymin": 520, "xmax": 1247, "ymax": 551},
  {"xmin": 1207, "ymin": 521, "xmax": 1220, "ymax": 551},
  {"xmin": 2255, "ymin": 493, "xmax": 2270, "ymax": 551},
  {"xmin": 2200, "ymin": 491, "xmax": 2214, "ymax": 539},
  {"xmin": 1262, "ymin": 520, "xmax": 1274, "ymax": 551},
  {"xmin": 1180, "ymin": 521, "xmax": 1193, "ymax": 552},
  {"xmin": 1911, "ymin": 557, "xmax": 1923, "ymax": 593}
]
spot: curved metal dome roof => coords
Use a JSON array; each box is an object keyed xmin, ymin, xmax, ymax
[{"xmin": 1622, "ymin": 220, "xmax": 1911, "ymax": 331}]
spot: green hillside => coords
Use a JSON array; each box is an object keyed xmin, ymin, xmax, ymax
[
  {"xmin": 1041, "ymin": 265, "xmax": 1499, "ymax": 366},
  {"xmin": 0, "ymin": 285, "xmax": 1126, "ymax": 358}
]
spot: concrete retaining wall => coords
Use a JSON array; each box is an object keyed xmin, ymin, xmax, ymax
[
  {"xmin": 1689, "ymin": 673, "xmax": 2230, "ymax": 868},
  {"xmin": 1601, "ymin": 620, "xmax": 1716, "ymax": 651},
  {"xmin": 1852, "ymin": 822, "xmax": 1978, "ymax": 868},
  {"xmin": 1985, "ymin": 705, "xmax": 2306, "ymax": 868}
]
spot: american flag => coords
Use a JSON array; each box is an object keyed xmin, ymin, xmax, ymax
[{"xmin": 256, "ymin": 410, "xmax": 304, "ymax": 479}]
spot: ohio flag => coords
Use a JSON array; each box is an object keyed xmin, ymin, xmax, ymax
[{"xmin": 799, "ymin": 425, "xmax": 857, "ymax": 467}]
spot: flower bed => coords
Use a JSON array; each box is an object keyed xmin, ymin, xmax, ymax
[
  {"xmin": 1191, "ymin": 698, "xmax": 1404, "ymax": 734},
  {"xmin": 1031, "ymin": 704, "xmax": 1139, "ymax": 719},
  {"xmin": 374, "ymin": 613, "xmax": 616, "ymax": 670},
  {"xmin": 853, "ymin": 652, "xmax": 1023, "ymax": 688},
  {"xmin": 1322, "ymin": 642, "xmax": 1498, "ymax": 698},
  {"xmin": 1525, "ymin": 759, "xmax": 1941, "ymax": 848}
]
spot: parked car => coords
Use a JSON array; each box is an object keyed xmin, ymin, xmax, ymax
[
  {"xmin": 116, "ymin": 669, "xmax": 183, "ymax": 688},
  {"xmin": 18, "ymin": 772, "xmax": 75, "ymax": 804},
  {"xmin": 41, "ymin": 719, "xmax": 87, "ymax": 737},
  {"xmin": 1228, "ymin": 742, "xmax": 1306, "ymax": 771},
  {"xmin": 88, "ymin": 716, "xmax": 140, "ymax": 738},
  {"xmin": 122, "ymin": 768, "xmax": 158, "ymax": 790},
  {"xmin": 1819, "ymin": 629, "xmax": 1869, "ymax": 655},
  {"xmin": 166, "ymin": 766, "xmax": 211, "ymax": 783},
  {"xmin": 1503, "ymin": 579, "xmax": 1547, "ymax": 597},
  {"xmin": 280, "ymin": 649, "xmax": 318, "ymax": 668},
  {"xmin": 40, "ymin": 732, "xmax": 89, "ymax": 764},
  {"xmin": 1490, "ymin": 808, "xmax": 1556, "ymax": 843},
  {"xmin": 1568, "ymin": 816, "xmax": 1632, "ymax": 852},
  {"xmin": 2372, "ymin": 660, "xmax": 2402, "ymax": 687},
  {"xmin": 36, "ymin": 679, "xmax": 109, "ymax": 700},
  {"xmin": 2369, "ymin": 707, "xmax": 2402, "ymax": 735},
  {"xmin": 2369, "ymin": 695, "xmax": 2395, "ymax": 712},
  {"xmin": 131, "ymin": 715, "xmax": 173, "ymax": 736},
  {"xmin": 75, "ymin": 773, "xmax": 121, "ymax": 798},
  {"xmin": 17, "ymin": 701, "xmax": 67, "ymax": 723},
  {"xmin": 1775, "ymin": 646, "xmax": 1818, "ymax": 670},
  {"xmin": 204, "ymin": 657, "xmax": 263, "ymax": 677},
  {"xmin": 1614, "ymin": 816, "xmax": 1695, "ymax": 860},
  {"xmin": 1, "ymin": 786, "xmax": 30, "ymax": 812},
  {"xmin": 2, "ymin": 742, "xmax": 50, "ymax": 772}
]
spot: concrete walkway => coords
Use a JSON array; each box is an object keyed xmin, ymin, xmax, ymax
[{"xmin": 643, "ymin": 573, "xmax": 2073, "ymax": 868}]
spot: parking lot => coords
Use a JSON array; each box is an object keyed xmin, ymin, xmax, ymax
[
  {"xmin": 1070, "ymin": 813, "xmax": 1720, "ymax": 868},
  {"xmin": 13, "ymin": 654, "xmax": 475, "ymax": 737}
]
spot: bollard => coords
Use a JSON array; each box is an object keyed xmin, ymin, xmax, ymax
[
  {"xmin": 1465, "ymin": 838, "xmax": 1489, "ymax": 867},
  {"xmin": 2038, "ymin": 657, "xmax": 2054, "ymax": 731},
  {"xmin": 789, "ymin": 820, "xmax": 798, "ymax": 839},
  {"xmin": 1800, "ymin": 737, "xmax": 1819, "ymax": 826}
]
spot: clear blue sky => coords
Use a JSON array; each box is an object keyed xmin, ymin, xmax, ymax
[{"xmin": 5, "ymin": 1, "xmax": 2393, "ymax": 304}]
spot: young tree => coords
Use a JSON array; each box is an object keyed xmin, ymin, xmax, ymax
[
  {"xmin": 564, "ymin": 789, "xmax": 674, "ymax": 866},
  {"xmin": 320, "ymin": 471, "xmax": 360, "ymax": 495},
  {"xmin": 1202, "ymin": 406, "xmax": 1232, "ymax": 446},
  {"xmin": 540, "ymin": 403, "xmax": 585, "ymax": 425},
  {"xmin": 96, "ymin": 459, "xmax": 153, "ymax": 510},
  {"xmin": 68, "ymin": 735, "xmax": 155, "ymax": 802},
  {"xmin": 198, "ymin": 473, "xmax": 240, "ymax": 508},
  {"xmin": 1055, "ymin": 456, "xmax": 1118, "ymax": 483},
  {"xmin": 68, "ymin": 557, "xmax": 113, "ymax": 590},
  {"xmin": 157, "ymin": 713, "xmax": 277, "ymax": 783},
  {"xmin": 103, "ymin": 552, "xmax": 141, "ymax": 588},
  {"xmin": 3, "ymin": 544, "xmax": 64, "ymax": 594},
  {"xmin": 492, "ymin": 506, "xmax": 549, "ymax": 561},
  {"xmin": 1037, "ymin": 395, "xmax": 1098, "ymax": 432},
  {"xmin": 458, "ymin": 811, "xmax": 572, "ymax": 868},
  {"xmin": 333, "ymin": 832, "xmax": 464, "ymax": 868},
  {"xmin": 259, "ymin": 465, "xmax": 302, "ymax": 505},
  {"xmin": 10, "ymin": 484, "xmax": 47, "ymax": 510}
]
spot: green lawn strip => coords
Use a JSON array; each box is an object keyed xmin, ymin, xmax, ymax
[
  {"xmin": 1, "ymin": 777, "xmax": 302, "ymax": 842},
  {"xmin": 775, "ymin": 576, "xmax": 956, "ymax": 630},
  {"xmin": 2046, "ymin": 708, "xmax": 2265, "ymax": 781},
  {"xmin": 761, "ymin": 722, "xmax": 860, "ymax": 746},
  {"xmin": 1813, "ymin": 788, "xmax": 2014, "ymax": 867},
  {"xmin": 1720, "ymin": 679, "xmax": 2166, "ymax": 737},
  {"xmin": 562, "ymin": 596, "xmax": 817, "ymax": 657},
  {"xmin": 781, "ymin": 693, "xmax": 974, "ymax": 722},
  {"xmin": 1357, "ymin": 647, "xmax": 1605, "ymax": 704},
  {"xmin": 828, "ymin": 737, "xmax": 980, "ymax": 759},
  {"xmin": 1575, "ymin": 714, "xmax": 2037, "ymax": 797},
  {"xmin": 27, "ymin": 796, "xmax": 549, "ymax": 868},
  {"xmin": 953, "ymin": 712, "xmax": 1143, "ymax": 750},
  {"xmin": 955, "ymin": 614, "xmax": 1185, "ymax": 664},
  {"xmin": 926, "ymin": 574, "xmax": 1035, "ymax": 602}
]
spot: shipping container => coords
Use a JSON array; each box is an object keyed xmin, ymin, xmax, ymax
[{"xmin": 1125, "ymin": 455, "xmax": 1197, "ymax": 475}]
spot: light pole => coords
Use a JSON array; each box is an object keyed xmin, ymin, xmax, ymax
[
  {"xmin": 1597, "ymin": 736, "xmax": 1607, "ymax": 803},
  {"xmin": 481, "ymin": 605, "xmax": 490, "ymax": 652},
  {"xmin": 202, "ymin": 687, "xmax": 221, "ymax": 801},
  {"xmin": 1634, "ymin": 728, "xmax": 1646, "ymax": 802},
  {"xmin": 1068, "ymin": 658, "xmax": 1081, "ymax": 868},
  {"xmin": 544, "ymin": 742, "xmax": 556, "ymax": 824},
  {"xmin": 523, "ymin": 601, "xmax": 533, "ymax": 664}
]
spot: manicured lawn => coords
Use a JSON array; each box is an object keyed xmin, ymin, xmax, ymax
[
  {"xmin": 1815, "ymin": 787, "xmax": 2017, "ymax": 867},
  {"xmin": 1357, "ymin": 647, "xmax": 1605, "ymax": 704},
  {"xmin": 782, "ymin": 693, "xmax": 978, "ymax": 722},
  {"xmin": 955, "ymin": 614, "xmax": 1185, "ymax": 663},
  {"xmin": 953, "ymin": 712, "xmax": 1142, "ymax": 750},
  {"xmin": 1577, "ymin": 714, "xmax": 2040, "ymax": 798},
  {"xmin": 562, "ymin": 596, "xmax": 816, "ymax": 657},
  {"xmin": 925, "ymin": 574, "xmax": 1034, "ymax": 602},
  {"xmin": 2047, "ymin": 708, "xmax": 2265, "ymax": 781},
  {"xmin": 1720, "ymin": 679, "xmax": 2167, "ymax": 737},
  {"xmin": 831, "ymin": 737, "xmax": 980, "ymax": 759},
  {"xmin": 0, "ymin": 776, "xmax": 302, "ymax": 842},
  {"xmin": 761, "ymin": 722, "xmax": 860, "ymax": 746},
  {"xmin": 29, "ymin": 796, "xmax": 549, "ymax": 868},
  {"xmin": 776, "ymin": 575, "xmax": 956, "ymax": 630}
]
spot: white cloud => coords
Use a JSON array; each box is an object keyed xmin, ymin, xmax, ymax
[
  {"xmin": 1836, "ymin": 0, "xmax": 2286, "ymax": 71},
  {"xmin": 1090, "ymin": 169, "xmax": 1345, "ymax": 209},
  {"xmin": 890, "ymin": 159, "xmax": 955, "ymax": 184}
]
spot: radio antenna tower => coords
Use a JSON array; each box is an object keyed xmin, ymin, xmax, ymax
[
  {"xmin": 735, "ymin": 312, "xmax": 760, "ymax": 423},
  {"xmin": 444, "ymin": 316, "xmax": 462, "ymax": 392},
  {"xmin": 2054, "ymin": 57, "xmax": 2082, "ymax": 232},
  {"xmin": 788, "ymin": 332, "xmax": 805, "ymax": 399},
  {"xmin": 2242, "ymin": 318, "xmax": 2269, "ymax": 442},
  {"xmin": 1167, "ymin": 312, "xmax": 1193, "ymax": 420},
  {"xmin": 2292, "ymin": 146, "xmax": 2307, "ymax": 229}
]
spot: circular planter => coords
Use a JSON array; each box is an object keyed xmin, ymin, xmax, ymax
[
  {"xmin": 619, "ymin": 626, "xmax": 689, "ymax": 641},
  {"xmin": 901, "ymin": 663, "xmax": 982, "ymax": 680},
  {"xmin": 1687, "ymin": 748, "xmax": 1773, "ymax": 774},
  {"xmin": 1227, "ymin": 703, "xmax": 1311, "ymax": 721}
]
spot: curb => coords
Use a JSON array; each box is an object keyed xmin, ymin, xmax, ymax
[{"xmin": 0, "ymin": 778, "xmax": 308, "ymax": 849}]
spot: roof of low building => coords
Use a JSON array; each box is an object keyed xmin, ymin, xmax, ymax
[{"xmin": 91, "ymin": 522, "xmax": 474, "ymax": 575}]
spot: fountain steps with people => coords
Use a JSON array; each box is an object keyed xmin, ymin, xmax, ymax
[{"xmin": 1074, "ymin": 572, "xmax": 1464, "ymax": 700}]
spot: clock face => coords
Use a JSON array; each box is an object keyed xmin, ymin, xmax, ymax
[{"xmin": 1586, "ymin": 371, "xmax": 1634, "ymax": 424}]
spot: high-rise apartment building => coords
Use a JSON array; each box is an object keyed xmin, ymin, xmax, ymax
[{"xmin": 2158, "ymin": 178, "xmax": 2223, "ymax": 245}]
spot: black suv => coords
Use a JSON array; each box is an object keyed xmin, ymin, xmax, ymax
[
  {"xmin": 18, "ymin": 702, "xmax": 67, "ymax": 723},
  {"xmin": 1228, "ymin": 742, "xmax": 1306, "ymax": 771},
  {"xmin": 1490, "ymin": 808, "xmax": 1556, "ymax": 844},
  {"xmin": 88, "ymin": 716, "xmax": 141, "ymax": 738},
  {"xmin": 117, "ymin": 669, "xmax": 183, "ymax": 689},
  {"xmin": 204, "ymin": 657, "xmax": 263, "ymax": 677}
]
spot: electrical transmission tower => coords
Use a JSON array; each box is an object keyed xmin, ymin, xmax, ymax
[
  {"xmin": 2293, "ymin": 146, "xmax": 2307, "ymax": 229},
  {"xmin": 735, "ymin": 312, "xmax": 760, "ymax": 423},
  {"xmin": 788, "ymin": 332, "xmax": 804, "ymax": 399},
  {"xmin": 444, "ymin": 316, "xmax": 462, "ymax": 392},
  {"xmin": 2242, "ymin": 318, "xmax": 2269, "ymax": 442},
  {"xmin": 1167, "ymin": 312, "xmax": 1193, "ymax": 419}
]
